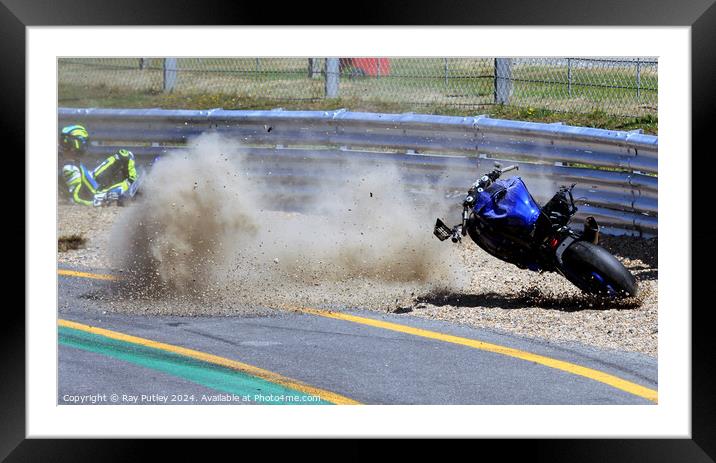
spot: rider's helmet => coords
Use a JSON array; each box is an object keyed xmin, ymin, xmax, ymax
[
  {"xmin": 59, "ymin": 125, "xmax": 89, "ymax": 156},
  {"xmin": 62, "ymin": 164, "xmax": 81, "ymax": 188}
]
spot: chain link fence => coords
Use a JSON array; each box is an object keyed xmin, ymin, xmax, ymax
[{"xmin": 59, "ymin": 57, "xmax": 657, "ymax": 117}]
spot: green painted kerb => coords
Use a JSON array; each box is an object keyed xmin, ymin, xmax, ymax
[{"xmin": 59, "ymin": 326, "xmax": 331, "ymax": 405}]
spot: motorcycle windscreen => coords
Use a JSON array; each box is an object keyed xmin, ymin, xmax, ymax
[{"xmin": 473, "ymin": 176, "xmax": 541, "ymax": 230}]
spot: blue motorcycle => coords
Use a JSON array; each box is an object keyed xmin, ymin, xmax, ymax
[{"xmin": 434, "ymin": 165, "xmax": 638, "ymax": 298}]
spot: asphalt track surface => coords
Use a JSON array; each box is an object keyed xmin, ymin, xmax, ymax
[{"xmin": 58, "ymin": 266, "xmax": 658, "ymax": 405}]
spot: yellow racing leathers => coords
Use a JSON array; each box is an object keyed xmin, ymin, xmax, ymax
[
  {"xmin": 62, "ymin": 164, "xmax": 99, "ymax": 206},
  {"xmin": 92, "ymin": 149, "xmax": 137, "ymax": 196}
]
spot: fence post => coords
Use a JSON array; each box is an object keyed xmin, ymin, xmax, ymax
[
  {"xmin": 636, "ymin": 58, "xmax": 641, "ymax": 100},
  {"xmin": 494, "ymin": 58, "xmax": 513, "ymax": 105},
  {"xmin": 308, "ymin": 58, "xmax": 321, "ymax": 78},
  {"xmin": 444, "ymin": 58, "xmax": 449, "ymax": 85},
  {"xmin": 163, "ymin": 58, "xmax": 178, "ymax": 93},
  {"xmin": 567, "ymin": 58, "xmax": 572, "ymax": 97},
  {"xmin": 325, "ymin": 58, "xmax": 340, "ymax": 98}
]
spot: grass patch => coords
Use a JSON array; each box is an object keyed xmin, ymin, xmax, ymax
[
  {"xmin": 487, "ymin": 106, "xmax": 658, "ymax": 134},
  {"xmin": 58, "ymin": 90, "xmax": 658, "ymax": 135},
  {"xmin": 58, "ymin": 234, "xmax": 87, "ymax": 252}
]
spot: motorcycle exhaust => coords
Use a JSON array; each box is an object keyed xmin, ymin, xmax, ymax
[{"xmin": 583, "ymin": 216, "xmax": 599, "ymax": 244}]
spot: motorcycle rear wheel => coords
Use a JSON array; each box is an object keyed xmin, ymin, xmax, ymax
[{"xmin": 560, "ymin": 240, "xmax": 639, "ymax": 298}]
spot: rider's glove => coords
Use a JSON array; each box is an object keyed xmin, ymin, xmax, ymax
[{"xmin": 92, "ymin": 193, "xmax": 107, "ymax": 207}]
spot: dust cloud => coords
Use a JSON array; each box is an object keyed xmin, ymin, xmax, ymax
[{"xmin": 109, "ymin": 133, "xmax": 468, "ymax": 314}]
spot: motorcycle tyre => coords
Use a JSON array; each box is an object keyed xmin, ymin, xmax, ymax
[{"xmin": 560, "ymin": 240, "xmax": 639, "ymax": 298}]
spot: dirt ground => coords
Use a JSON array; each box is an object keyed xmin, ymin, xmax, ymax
[{"xmin": 58, "ymin": 199, "xmax": 658, "ymax": 357}]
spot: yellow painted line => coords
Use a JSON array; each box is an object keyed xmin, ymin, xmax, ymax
[
  {"xmin": 58, "ymin": 319, "xmax": 360, "ymax": 405},
  {"xmin": 58, "ymin": 269, "xmax": 117, "ymax": 281},
  {"xmin": 58, "ymin": 269, "xmax": 657, "ymax": 403},
  {"xmin": 294, "ymin": 307, "xmax": 658, "ymax": 403}
]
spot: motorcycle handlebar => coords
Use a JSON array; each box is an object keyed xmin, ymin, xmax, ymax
[{"xmin": 470, "ymin": 164, "xmax": 519, "ymax": 192}]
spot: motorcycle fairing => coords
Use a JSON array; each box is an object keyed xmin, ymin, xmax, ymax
[
  {"xmin": 472, "ymin": 176, "xmax": 541, "ymax": 231},
  {"xmin": 467, "ymin": 216, "xmax": 542, "ymax": 271},
  {"xmin": 468, "ymin": 176, "xmax": 545, "ymax": 271}
]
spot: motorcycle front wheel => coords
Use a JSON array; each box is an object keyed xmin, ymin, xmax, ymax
[{"xmin": 560, "ymin": 240, "xmax": 639, "ymax": 298}]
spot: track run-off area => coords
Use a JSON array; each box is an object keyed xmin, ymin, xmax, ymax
[{"xmin": 58, "ymin": 267, "xmax": 658, "ymax": 405}]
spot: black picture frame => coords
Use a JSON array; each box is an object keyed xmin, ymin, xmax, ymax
[{"xmin": 8, "ymin": 0, "xmax": 712, "ymax": 459}]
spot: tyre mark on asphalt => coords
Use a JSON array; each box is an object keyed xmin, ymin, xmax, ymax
[
  {"xmin": 212, "ymin": 320, "xmax": 440, "ymax": 344},
  {"xmin": 58, "ymin": 319, "xmax": 360, "ymax": 405},
  {"xmin": 541, "ymin": 345, "xmax": 657, "ymax": 387}
]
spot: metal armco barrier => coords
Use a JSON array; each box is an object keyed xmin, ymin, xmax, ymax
[{"xmin": 59, "ymin": 107, "xmax": 658, "ymax": 237}]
